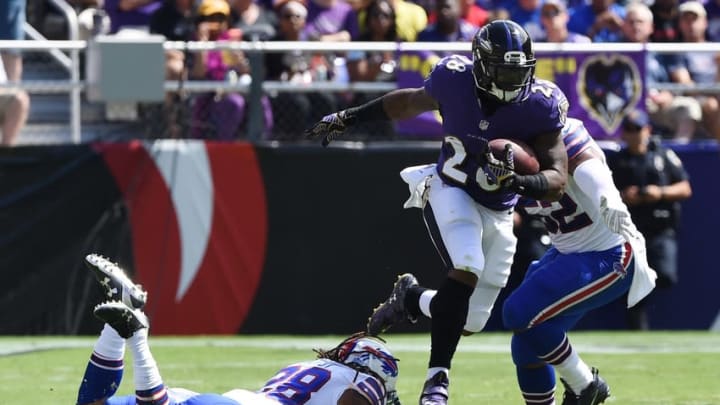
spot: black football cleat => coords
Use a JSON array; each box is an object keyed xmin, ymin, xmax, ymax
[
  {"xmin": 86, "ymin": 253, "xmax": 147, "ymax": 309},
  {"xmin": 419, "ymin": 371, "xmax": 449, "ymax": 405},
  {"xmin": 94, "ymin": 301, "xmax": 149, "ymax": 339},
  {"xmin": 367, "ymin": 273, "xmax": 419, "ymax": 335},
  {"xmin": 561, "ymin": 368, "xmax": 610, "ymax": 405}
]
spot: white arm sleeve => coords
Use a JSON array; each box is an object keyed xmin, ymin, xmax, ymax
[{"xmin": 572, "ymin": 157, "xmax": 624, "ymax": 208}]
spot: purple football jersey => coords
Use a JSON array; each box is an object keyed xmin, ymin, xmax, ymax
[{"xmin": 424, "ymin": 54, "xmax": 568, "ymax": 210}]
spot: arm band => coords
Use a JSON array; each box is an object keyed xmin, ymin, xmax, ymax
[
  {"xmin": 345, "ymin": 97, "xmax": 390, "ymax": 123},
  {"xmin": 511, "ymin": 173, "xmax": 549, "ymax": 200}
]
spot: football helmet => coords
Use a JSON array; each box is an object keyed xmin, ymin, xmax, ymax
[
  {"xmin": 471, "ymin": 20, "xmax": 536, "ymax": 103},
  {"xmin": 338, "ymin": 336, "xmax": 399, "ymax": 402}
]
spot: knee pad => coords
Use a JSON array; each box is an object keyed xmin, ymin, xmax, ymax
[{"xmin": 464, "ymin": 309, "xmax": 490, "ymax": 334}]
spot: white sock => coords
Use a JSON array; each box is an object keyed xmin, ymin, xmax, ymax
[
  {"xmin": 93, "ymin": 324, "xmax": 125, "ymax": 360},
  {"xmin": 554, "ymin": 350, "xmax": 593, "ymax": 394},
  {"xmin": 426, "ymin": 367, "xmax": 449, "ymax": 380},
  {"xmin": 419, "ymin": 290, "xmax": 437, "ymax": 318},
  {"xmin": 126, "ymin": 328, "xmax": 163, "ymax": 391}
]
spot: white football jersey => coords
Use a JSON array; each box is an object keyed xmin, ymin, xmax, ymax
[
  {"xmin": 519, "ymin": 118, "xmax": 624, "ymax": 254},
  {"xmin": 258, "ymin": 359, "xmax": 387, "ymax": 405}
]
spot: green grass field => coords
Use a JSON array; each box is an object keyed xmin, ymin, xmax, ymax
[{"xmin": 1, "ymin": 332, "xmax": 719, "ymax": 404}]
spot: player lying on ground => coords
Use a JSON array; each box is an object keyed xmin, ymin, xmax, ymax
[
  {"xmin": 367, "ymin": 118, "xmax": 657, "ymax": 405},
  {"xmin": 77, "ymin": 254, "xmax": 401, "ymax": 405}
]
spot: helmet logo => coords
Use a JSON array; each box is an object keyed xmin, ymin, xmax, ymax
[
  {"xmin": 504, "ymin": 51, "xmax": 526, "ymax": 64},
  {"xmin": 479, "ymin": 120, "xmax": 489, "ymax": 130},
  {"xmin": 478, "ymin": 39, "xmax": 492, "ymax": 53}
]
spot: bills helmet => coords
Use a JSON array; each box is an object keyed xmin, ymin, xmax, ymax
[
  {"xmin": 338, "ymin": 335, "xmax": 399, "ymax": 402},
  {"xmin": 472, "ymin": 20, "xmax": 536, "ymax": 103}
]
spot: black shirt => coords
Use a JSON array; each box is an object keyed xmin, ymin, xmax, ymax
[{"xmin": 608, "ymin": 138, "xmax": 689, "ymax": 234}]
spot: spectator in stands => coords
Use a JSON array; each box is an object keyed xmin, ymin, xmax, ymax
[
  {"xmin": 230, "ymin": 0, "xmax": 277, "ymax": 39},
  {"xmin": 346, "ymin": 0, "xmax": 400, "ymax": 138},
  {"xmin": 0, "ymin": 62, "xmax": 29, "ymax": 146},
  {"xmin": 0, "ymin": 0, "xmax": 28, "ymax": 146},
  {"xmin": 150, "ymin": 0, "xmax": 196, "ymax": 137},
  {"xmin": 417, "ymin": 0, "xmax": 476, "ymax": 46},
  {"xmin": 567, "ymin": 0, "xmax": 625, "ymax": 42},
  {"xmin": 190, "ymin": 0, "xmax": 273, "ymax": 139},
  {"xmin": 622, "ymin": 1, "xmax": 701, "ymax": 141},
  {"xmin": 150, "ymin": 0, "xmax": 195, "ymax": 41},
  {"xmin": 265, "ymin": 0, "xmax": 337, "ymax": 138},
  {"xmin": 503, "ymin": 0, "xmax": 544, "ymax": 40},
  {"xmin": 347, "ymin": 0, "xmax": 401, "ymax": 83},
  {"xmin": 650, "ymin": 0, "xmax": 680, "ymax": 42},
  {"xmin": 104, "ymin": 0, "xmax": 163, "ymax": 34},
  {"xmin": 357, "ymin": 0, "xmax": 428, "ymax": 42},
  {"xmin": 427, "ymin": 0, "xmax": 488, "ymax": 28},
  {"xmin": 0, "ymin": 0, "xmax": 25, "ymax": 83},
  {"xmin": 665, "ymin": 1, "xmax": 720, "ymax": 140},
  {"xmin": 705, "ymin": 0, "xmax": 720, "ymax": 41},
  {"xmin": 608, "ymin": 109, "xmax": 692, "ymax": 330},
  {"xmin": 537, "ymin": 0, "xmax": 590, "ymax": 43},
  {"xmin": 304, "ymin": 0, "xmax": 359, "ymax": 41}
]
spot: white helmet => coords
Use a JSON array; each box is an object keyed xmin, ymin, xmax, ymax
[{"xmin": 338, "ymin": 336, "xmax": 399, "ymax": 402}]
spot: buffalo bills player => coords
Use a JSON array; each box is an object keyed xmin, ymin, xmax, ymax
[
  {"xmin": 77, "ymin": 254, "xmax": 401, "ymax": 405},
  {"xmin": 365, "ymin": 119, "xmax": 657, "ymax": 405},
  {"xmin": 306, "ymin": 20, "xmax": 569, "ymax": 405},
  {"xmin": 502, "ymin": 118, "xmax": 656, "ymax": 405}
]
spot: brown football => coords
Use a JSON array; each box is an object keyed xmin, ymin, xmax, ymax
[{"xmin": 488, "ymin": 138, "xmax": 540, "ymax": 175}]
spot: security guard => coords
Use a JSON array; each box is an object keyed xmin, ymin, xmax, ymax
[{"xmin": 608, "ymin": 109, "xmax": 693, "ymax": 330}]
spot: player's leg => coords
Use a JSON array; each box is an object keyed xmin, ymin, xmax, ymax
[
  {"xmin": 78, "ymin": 253, "xmax": 147, "ymax": 405},
  {"xmin": 93, "ymin": 301, "xmax": 172, "ymax": 405},
  {"xmin": 503, "ymin": 245, "xmax": 634, "ymax": 404},
  {"xmin": 416, "ymin": 176, "xmax": 487, "ymax": 404},
  {"xmin": 76, "ymin": 323, "xmax": 128, "ymax": 405}
]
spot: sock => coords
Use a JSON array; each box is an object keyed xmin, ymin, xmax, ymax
[
  {"xmin": 542, "ymin": 335, "xmax": 592, "ymax": 395},
  {"xmin": 126, "ymin": 329, "xmax": 168, "ymax": 405},
  {"xmin": 419, "ymin": 290, "xmax": 437, "ymax": 319},
  {"xmin": 406, "ymin": 285, "xmax": 432, "ymax": 319},
  {"xmin": 428, "ymin": 277, "xmax": 473, "ymax": 368},
  {"xmin": 516, "ymin": 365, "xmax": 556, "ymax": 405},
  {"xmin": 426, "ymin": 367, "xmax": 449, "ymax": 380},
  {"xmin": 76, "ymin": 325, "xmax": 125, "ymax": 404}
]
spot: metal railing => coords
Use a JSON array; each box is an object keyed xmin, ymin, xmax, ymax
[{"xmin": 2, "ymin": 38, "xmax": 720, "ymax": 143}]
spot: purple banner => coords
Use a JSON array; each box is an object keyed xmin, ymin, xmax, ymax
[
  {"xmin": 394, "ymin": 50, "xmax": 646, "ymax": 140},
  {"xmin": 536, "ymin": 51, "xmax": 646, "ymax": 140}
]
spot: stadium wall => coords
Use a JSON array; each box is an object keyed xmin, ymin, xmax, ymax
[{"xmin": 0, "ymin": 141, "xmax": 717, "ymax": 335}]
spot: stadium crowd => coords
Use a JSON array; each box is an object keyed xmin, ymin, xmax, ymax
[{"xmin": 8, "ymin": 0, "xmax": 720, "ymax": 142}]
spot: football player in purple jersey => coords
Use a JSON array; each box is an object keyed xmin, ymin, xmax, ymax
[
  {"xmin": 77, "ymin": 254, "xmax": 401, "ymax": 405},
  {"xmin": 306, "ymin": 20, "xmax": 569, "ymax": 405}
]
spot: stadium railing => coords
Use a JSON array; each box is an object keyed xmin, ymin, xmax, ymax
[{"xmin": 2, "ymin": 38, "xmax": 720, "ymax": 144}]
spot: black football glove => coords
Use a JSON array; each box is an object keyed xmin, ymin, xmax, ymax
[
  {"xmin": 304, "ymin": 110, "xmax": 356, "ymax": 147},
  {"xmin": 483, "ymin": 143, "xmax": 516, "ymax": 189}
]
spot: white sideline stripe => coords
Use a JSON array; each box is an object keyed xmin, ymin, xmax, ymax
[{"xmin": 2, "ymin": 338, "xmax": 720, "ymax": 356}]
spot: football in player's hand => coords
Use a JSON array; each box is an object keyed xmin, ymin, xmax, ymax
[{"xmin": 489, "ymin": 138, "xmax": 540, "ymax": 175}]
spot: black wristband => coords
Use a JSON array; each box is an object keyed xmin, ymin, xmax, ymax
[
  {"xmin": 344, "ymin": 97, "xmax": 390, "ymax": 124},
  {"xmin": 511, "ymin": 173, "xmax": 549, "ymax": 200}
]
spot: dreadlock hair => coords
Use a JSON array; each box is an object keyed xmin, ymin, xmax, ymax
[
  {"xmin": 314, "ymin": 331, "xmax": 373, "ymax": 361},
  {"xmin": 314, "ymin": 331, "xmax": 397, "ymax": 392}
]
